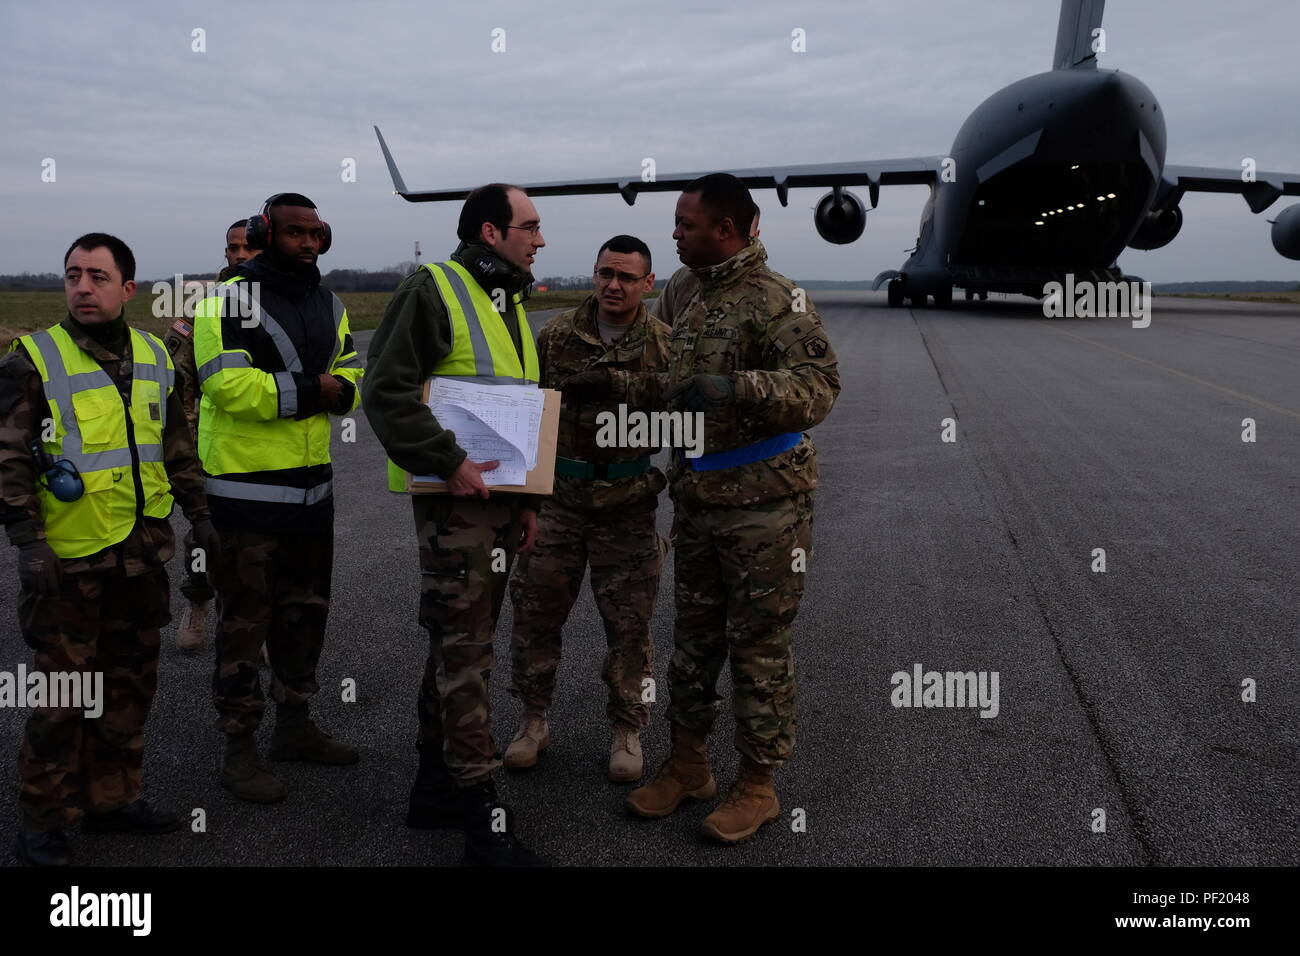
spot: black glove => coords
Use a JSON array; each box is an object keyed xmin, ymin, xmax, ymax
[
  {"xmin": 191, "ymin": 517, "xmax": 224, "ymax": 579},
  {"xmin": 18, "ymin": 540, "xmax": 62, "ymax": 597},
  {"xmin": 331, "ymin": 376, "xmax": 356, "ymax": 414},
  {"xmin": 559, "ymin": 369, "xmax": 612, "ymax": 407},
  {"xmin": 665, "ymin": 374, "xmax": 735, "ymax": 413}
]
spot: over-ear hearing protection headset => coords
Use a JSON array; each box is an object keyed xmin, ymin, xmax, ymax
[{"xmin": 246, "ymin": 193, "xmax": 332, "ymax": 254}]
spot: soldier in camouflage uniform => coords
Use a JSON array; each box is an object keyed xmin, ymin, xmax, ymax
[
  {"xmin": 163, "ymin": 219, "xmax": 258, "ymax": 651},
  {"xmin": 506, "ymin": 235, "xmax": 671, "ymax": 783},
  {"xmin": 364, "ymin": 183, "xmax": 546, "ymax": 866},
  {"xmin": 562, "ymin": 176, "xmax": 838, "ymax": 844},
  {"xmin": 0, "ymin": 234, "xmax": 218, "ymax": 866}
]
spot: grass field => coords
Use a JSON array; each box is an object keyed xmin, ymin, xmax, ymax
[{"xmin": 0, "ymin": 287, "xmax": 635, "ymax": 351}]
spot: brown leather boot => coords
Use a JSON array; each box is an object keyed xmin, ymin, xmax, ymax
[
  {"xmin": 175, "ymin": 600, "xmax": 209, "ymax": 651},
  {"xmin": 699, "ymin": 758, "xmax": 780, "ymax": 844},
  {"xmin": 504, "ymin": 711, "xmax": 551, "ymax": 770},
  {"xmin": 625, "ymin": 723, "xmax": 715, "ymax": 818}
]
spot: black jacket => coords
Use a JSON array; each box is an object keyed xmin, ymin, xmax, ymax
[{"xmin": 205, "ymin": 248, "xmax": 355, "ymax": 534}]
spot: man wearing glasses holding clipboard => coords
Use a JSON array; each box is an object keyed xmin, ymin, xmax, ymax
[{"xmin": 364, "ymin": 183, "xmax": 547, "ymax": 867}]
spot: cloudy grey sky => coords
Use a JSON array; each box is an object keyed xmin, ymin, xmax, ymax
[{"xmin": 1, "ymin": 0, "xmax": 1297, "ymax": 283}]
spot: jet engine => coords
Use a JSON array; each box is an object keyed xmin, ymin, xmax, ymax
[
  {"xmin": 1127, "ymin": 205, "xmax": 1183, "ymax": 250},
  {"xmin": 1270, "ymin": 204, "xmax": 1300, "ymax": 259},
  {"xmin": 814, "ymin": 190, "xmax": 867, "ymax": 244}
]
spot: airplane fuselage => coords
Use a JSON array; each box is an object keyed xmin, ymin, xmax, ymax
[{"xmin": 902, "ymin": 68, "xmax": 1166, "ymax": 300}]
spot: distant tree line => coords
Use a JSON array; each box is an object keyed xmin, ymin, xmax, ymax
[
  {"xmin": 0, "ymin": 271, "xmax": 891, "ymax": 293},
  {"xmin": 4, "ymin": 266, "xmax": 624, "ymax": 293},
  {"xmin": 0, "ymin": 272, "xmax": 65, "ymax": 291},
  {"xmin": 10, "ymin": 270, "xmax": 1291, "ymax": 295}
]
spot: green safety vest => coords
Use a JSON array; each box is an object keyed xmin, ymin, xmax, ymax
[
  {"xmin": 386, "ymin": 260, "xmax": 539, "ymax": 492},
  {"xmin": 193, "ymin": 276, "xmax": 362, "ymax": 503},
  {"xmin": 17, "ymin": 324, "xmax": 175, "ymax": 559}
]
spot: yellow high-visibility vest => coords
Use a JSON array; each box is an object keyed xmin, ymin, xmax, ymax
[
  {"xmin": 386, "ymin": 260, "xmax": 539, "ymax": 492},
  {"xmin": 16, "ymin": 324, "xmax": 175, "ymax": 559},
  {"xmin": 193, "ymin": 276, "xmax": 363, "ymax": 504}
]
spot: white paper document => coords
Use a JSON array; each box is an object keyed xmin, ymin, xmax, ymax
[{"xmin": 416, "ymin": 379, "xmax": 545, "ymax": 486}]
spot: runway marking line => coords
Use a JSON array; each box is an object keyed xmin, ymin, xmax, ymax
[{"xmin": 1042, "ymin": 325, "xmax": 1300, "ymax": 423}]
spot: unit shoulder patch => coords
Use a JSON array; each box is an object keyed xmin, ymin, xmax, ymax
[{"xmin": 803, "ymin": 336, "xmax": 828, "ymax": 358}]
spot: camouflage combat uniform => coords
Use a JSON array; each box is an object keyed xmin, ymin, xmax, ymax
[
  {"xmin": 610, "ymin": 240, "xmax": 839, "ymax": 766},
  {"xmin": 651, "ymin": 265, "xmax": 698, "ymax": 326},
  {"xmin": 161, "ymin": 273, "xmax": 222, "ymax": 606},
  {"xmin": 508, "ymin": 295, "xmax": 672, "ymax": 730},
  {"xmin": 0, "ymin": 314, "xmax": 209, "ymax": 830},
  {"xmin": 362, "ymin": 243, "xmax": 539, "ymax": 785}
]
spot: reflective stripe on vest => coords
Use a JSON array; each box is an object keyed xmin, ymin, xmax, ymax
[
  {"xmin": 205, "ymin": 477, "xmax": 334, "ymax": 506},
  {"xmin": 386, "ymin": 261, "xmax": 539, "ymax": 492},
  {"xmin": 196, "ymin": 276, "xmax": 353, "ymax": 488},
  {"xmin": 20, "ymin": 325, "xmax": 175, "ymax": 558},
  {"xmin": 197, "ymin": 278, "xmax": 353, "ymax": 385}
]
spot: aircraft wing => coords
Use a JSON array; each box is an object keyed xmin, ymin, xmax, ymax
[
  {"xmin": 1162, "ymin": 164, "xmax": 1300, "ymax": 214},
  {"xmin": 376, "ymin": 126, "xmax": 943, "ymax": 209}
]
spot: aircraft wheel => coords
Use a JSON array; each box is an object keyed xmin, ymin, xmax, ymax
[
  {"xmin": 887, "ymin": 278, "xmax": 904, "ymax": 308},
  {"xmin": 978, "ymin": 290, "xmax": 988, "ymax": 301},
  {"xmin": 964, "ymin": 287, "xmax": 975, "ymax": 301},
  {"xmin": 910, "ymin": 293, "xmax": 927, "ymax": 308},
  {"xmin": 933, "ymin": 285, "xmax": 953, "ymax": 308}
]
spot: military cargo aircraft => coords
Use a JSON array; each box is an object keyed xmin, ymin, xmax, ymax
[{"xmin": 374, "ymin": 0, "xmax": 1300, "ymax": 307}]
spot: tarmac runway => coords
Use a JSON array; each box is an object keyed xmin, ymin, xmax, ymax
[{"xmin": 1, "ymin": 291, "xmax": 1297, "ymax": 867}]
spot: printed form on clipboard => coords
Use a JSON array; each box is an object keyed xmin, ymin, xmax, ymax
[{"xmin": 417, "ymin": 379, "xmax": 545, "ymax": 486}]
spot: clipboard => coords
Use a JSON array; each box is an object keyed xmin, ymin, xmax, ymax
[{"xmin": 407, "ymin": 383, "xmax": 560, "ymax": 496}]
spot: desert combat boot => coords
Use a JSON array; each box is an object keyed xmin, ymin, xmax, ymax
[
  {"xmin": 698, "ymin": 757, "xmax": 780, "ymax": 844},
  {"xmin": 175, "ymin": 600, "xmax": 209, "ymax": 651},
  {"xmin": 504, "ymin": 711, "xmax": 551, "ymax": 770},
  {"xmin": 609, "ymin": 724, "xmax": 643, "ymax": 783},
  {"xmin": 624, "ymin": 723, "xmax": 716, "ymax": 817}
]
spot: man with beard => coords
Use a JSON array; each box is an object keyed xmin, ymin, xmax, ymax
[{"xmin": 193, "ymin": 193, "xmax": 364, "ymax": 804}]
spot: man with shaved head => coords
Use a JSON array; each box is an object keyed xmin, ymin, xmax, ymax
[{"xmin": 562, "ymin": 174, "xmax": 839, "ymax": 846}]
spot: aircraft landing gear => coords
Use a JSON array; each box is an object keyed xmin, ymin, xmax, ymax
[
  {"xmin": 933, "ymin": 284, "xmax": 953, "ymax": 308},
  {"xmin": 964, "ymin": 287, "xmax": 975, "ymax": 301},
  {"xmin": 910, "ymin": 292, "xmax": 927, "ymax": 308},
  {"xmin": 978, "ymin": 290, "xmax": 988, "ymax": 301},
  {"xmin": 887, "ymin": 278, "xmax": 905, "ymax": 308}
]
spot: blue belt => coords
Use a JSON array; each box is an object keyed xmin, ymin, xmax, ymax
[{"xmin": 685, "ymin": 432, "xmax": 803, "ymax": 472}]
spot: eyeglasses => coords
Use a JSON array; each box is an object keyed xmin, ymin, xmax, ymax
[
  {"xmin": 504, "ymin": 223, "xmax": 543, "ymax": 236},
  {"xmin": 594, "ymin": 268, "xmax": 648, "ymax": 284}
]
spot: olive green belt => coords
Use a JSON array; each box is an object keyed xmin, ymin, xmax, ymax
[{"xmin": 554, "ymin": 456, "xmax": 651, "ymax": 480}]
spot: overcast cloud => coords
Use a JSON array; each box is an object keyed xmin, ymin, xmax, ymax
[{"xmin": 1, "ymin": 0, "xmax": 1297, "ymax": 283}]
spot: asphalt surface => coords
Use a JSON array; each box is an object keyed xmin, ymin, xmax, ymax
[{"xmin": 1, "ymin": 291, "xmax": 1297, "ymax": 867}]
